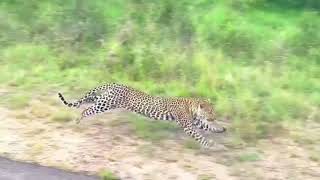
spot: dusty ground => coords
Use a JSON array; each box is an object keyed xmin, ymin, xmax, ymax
[{"xmin": 0, "ymin": 93, "xmax": 319, "ymax": 180}]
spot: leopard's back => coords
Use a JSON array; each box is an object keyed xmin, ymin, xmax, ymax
[
  {"xmin": 59, "ymin": 82, "xmax": 197, "ymax": 121},
  {"xmin": 111, "ymin": 84, "xmax": 177, "ymax": 121}
]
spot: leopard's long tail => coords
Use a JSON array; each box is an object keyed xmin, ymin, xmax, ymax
[
  {"xmin": 58, "ymin": 83, "xmax": 119, "ymax": 108},
  {"xmin": 58, "ymin": 93, "xmax": 80, "ymax": 108}
]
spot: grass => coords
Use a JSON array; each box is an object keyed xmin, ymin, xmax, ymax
[
  {"xmin": 127, "ymin": 115, "xmax": 179, "ymax": 142},
  {"xmin": 237, "ymin": 152, "xmax": 261, "ymax": 162},
  {"xmin": 184, "ymin": 139, "xmax": 201, "ymax": 150},
  {"xmin": 0, "ymin": 0, "xmax": 319, "ymax": 144},
  {"xmin": 14, "ymin": 112, "xmax": 29, "ymax": 119},
  {"xmin": 309, "ymin": 153, "xmax": 320, "ymax": 162},
  {"xmin": 51, "ymin": 110, "xmax": 75, "ymax": 123},
  {"xmin": 29, "ymin": 143, "xmax": 45, "ymax": 158},
  {"xmin": 99, "ymin": 169, "xmax": 120, "ymax": 180},
  {"xmin": 0, "ymin": 93, "xmax": 31, "ymax": 109},
  {"xmin": 198, "ymin": 174, "xmax": 216, "ymax": 180}
]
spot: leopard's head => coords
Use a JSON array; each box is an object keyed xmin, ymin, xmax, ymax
[{"xmin": 194, "ymin": 99, "xmax": 216, "ymax": 122}]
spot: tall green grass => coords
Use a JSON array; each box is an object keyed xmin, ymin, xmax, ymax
[{"xmin": 0, "ymin": 0, "xmax": 319, "ymax": 142}]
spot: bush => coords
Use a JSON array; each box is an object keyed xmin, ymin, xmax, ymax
[{"xmin": 289, "ymin": 12, "xmax": 320, "ymax": 58}]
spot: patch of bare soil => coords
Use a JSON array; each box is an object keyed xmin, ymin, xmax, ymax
[{"xmin": 0, "ymin": 97, "xmax": 319, "ymax": 180}]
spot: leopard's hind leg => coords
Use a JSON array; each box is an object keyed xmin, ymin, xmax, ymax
[{"xmin": 75, "ymin": 95, "xmax": 117, "ymax": 124}]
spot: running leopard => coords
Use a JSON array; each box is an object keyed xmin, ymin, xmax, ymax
[{"xmin": 58, "ymin": 83, "xmax": 226, "ymax": 149}]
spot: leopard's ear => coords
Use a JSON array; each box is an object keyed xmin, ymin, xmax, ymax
[{"xmin": 198, "ymin": 102, "xmax": 205, "ymax": 109}]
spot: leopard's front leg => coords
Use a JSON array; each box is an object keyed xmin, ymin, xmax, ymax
[
  {"xmin": 177, "ymin": 119, "xmax": 210, "ymax": 148},
  {"xmin": 194, "ymin": 118, "xmax": 226, "ymax": 133}
]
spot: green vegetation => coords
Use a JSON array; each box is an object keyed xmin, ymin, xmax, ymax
[
  {"xmin": 0, "ymin": 93, "xmax": 31, "ymax": 109},
  {"xmin": 128, "ymin": 115, "xmax": 179, "ymax": 142},
  {"xmin": 237, "ymin": 152, "xmax": 261, "ymax": 162},
  {"xmin": 99, "ymin": 169, "xmax": 119, "ymax": 180},
  {"xmin": 198, "ymin": 174, "xmax": 216, "ymax": 180},
  {"xmin": 51, "ymin": 110, "xmax": 74, "ymax": 123},
  {"xmin": 0, "ymin": 0, "xmax": 319, "ymax": 142},
  {"xmin": 309, "ymin": 152, "xmax": 320, "ymax": 162},
  {"xmin": 184, "ymin": 139, "xmax": 201, "ymax": 150}
]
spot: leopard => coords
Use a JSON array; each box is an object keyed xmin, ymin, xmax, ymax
[{"xmin": 58, "ymin": 82, "xmax": 226, "ymax": 149}]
